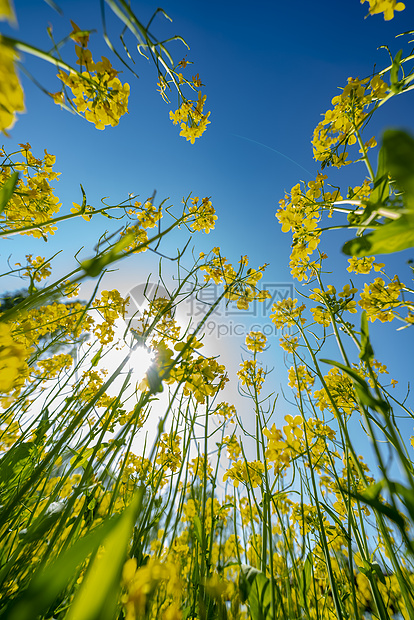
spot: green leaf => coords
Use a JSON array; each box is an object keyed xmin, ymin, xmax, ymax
[
  {"xmin": 66, "ymin": 490, "xmax": 142, "ymax": 620},
  {"xmin": 18, "ymin": 501, "xmax": 66, "ymax": 544},
  {"xmin": 383, "ymin": 129, "xmax": 414, "ymax": 205},
  {"xmin": 81, "ymin": 231, "xmax": 136, "ymax": 277},
  {"xmin": 390, "ymin": 50, "xmax": 403, "ymax": 93},
  {"xmin": 146, "ymin": 366, "xmax": 163, "ymax": 394},
  {"xmin": 90, "ymin": 346, "xmax": 103, "ymax": 367},
  {"xmin": 192, "ymin": 514, "xmax": 203, "ymax": 546},
  {"xmin": 343, "ymin": 130, "xmax": 414, "ymax": 256},
  {"xmin": 0, "ymin": 171, "xmax": 19, "ymax": 214},
  {"xmin": 342, "ymin": 483, "xmax": 405, "ymax": 530},
  {"xmin": 6, "ymin": 515, "xmax": 125, "ymax": 620},
  {"xmin": 239, "ymin": 565, "xmax": 274, "ymax": 620},
  {"xmin": 369, "ymin": 146, "xmax": 389, "ymax": 206},
  {"xmin": 371, "ymin": 562, "xmax": 386, "ymax": 585},
  {"xmin": 343, "ymin": 213, "xmax": 414, "ymax": 256},
  {"xmin": 360, "ymin": 479, "xmax": 385, "ymax": 501},
  {"xmin": 0, "ymin": 442, "xmax": 31, "ymax": 481},
  {"xmin": 70, "ymin": 447, "xmax": 95, "ymax": 469},
  {"xmin": 320, "ymin": 358, "xmax": 368, "ymax": 389},
  {"xmin": 388, "ymin": 481, "xmax": 414, "ymax": 524},
  {"xmin": 298, "ymin": 554, "xmax": 313, "ymax": 607},
  {"xmin": 359, "ymin": 311, "xmax": 374, "ymax": 363},
  {"xmin": 358, "ymin": 558, "xmax": 386, "ymax": 585}
]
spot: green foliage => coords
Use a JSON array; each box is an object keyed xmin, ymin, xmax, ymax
[
  {"xmin": 66, "ymin": 491, "xmax": 143, "ymax": 620},
  {"xmin": 0, "ymin": 171, "xmax": 18, "ymax": 214},
  {"xmin": 4, "ymin": 511, "xmax": 131, "ymax": 620},
  {"xmin": 239, "ymin": 566, "xmax": 274, "ymax": 620},
  {"xmin": 343, "ymin": 129, "xmax": 414, "ymax": 256}
]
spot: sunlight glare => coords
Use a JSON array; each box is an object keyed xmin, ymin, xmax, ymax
[{"xmin": 127, "ymin": 345, "xmax": 154, "ymax": 382}]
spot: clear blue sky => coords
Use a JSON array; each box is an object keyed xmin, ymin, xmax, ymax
[{"xmin": 1, "ymin": 1, "xmax": 414, "ymax": 450}]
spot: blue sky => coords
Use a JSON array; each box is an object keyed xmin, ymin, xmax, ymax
[{"xmin": 1, "ymin": 0, "xmax": 414, "ymax": 451}]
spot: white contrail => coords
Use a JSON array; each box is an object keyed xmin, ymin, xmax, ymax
[{"xmin": 233, "ymin": 133, "xmax": 313, "ymax": 176}]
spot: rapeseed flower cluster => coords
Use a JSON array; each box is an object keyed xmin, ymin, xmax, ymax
[
  {"xmin": 0, "ymin": 0, "xmax": 23, "ymax": 132},
  {"xmin": 279, "ymin": 334, "xmax": 299, "ymax": 353},
  {"xmin": 16, "ymin": 300, "xmax": 94, "ymax": 348},
  {"xmin": 245, "ymin": 330, "xmax": 267, "ymax": 353},
  {"xmin": 0, "ymin": 0, "xmax": 16, "ymax": 23},
  {"xmin": 119, "ymin": 201, "xmax": 165, "ymax": 254},
  {"xmin": 21, "ymin": 254, "xmax": 52, "ymax": 282},
  {"xmin": 213, "ymin": 401, "xmax": 236, "ymax": 422},
  {"xmin": 237, "ymin": 359, "xmax": 266, "ymax": 394},
  {"xmin": 157, "ymin": 51, "xmax": 211, "ymax": 142},
  {"xmin": 312, "ymin": 75, "xmax": 388, "ymax": 168},
  {"xmin": 92, "ymin": 289, "xmax": 128, "ymax": 344},
  {"xmin": 200, "ymin": 248, "xmax": 270, "ymax": 309},
  {"xmin": 347, "ymin": 255, "xmax": 385, "ymax": 274},
  {"xmin": 0, "ymin": 144, "xmax": 61, "ymax": 237},
  {"xmin": 186, "ymin": 196, "xmax": 217, "ymax": 233},
  {"xmin": 171, "ymin": 353, "xmax": 228, "ymax": 404},
  {"xmin": 276, "ymin": 175, "xmax": 379, "ymax": 282},
  {"xmin": 120, "ymin": 454, "xmax": 153, "ymax": 488},
  {"xmin": 224, "ymin": 434, "xmax": 242, "ymax": 461},
  {"xmin": 276, "ymin": 174, "xmax": 335, "ymax": 280},
  {"xmin": 56, "ymin": 32, "xmax": 129, "ymax": 130},
  {"xmin": 35, "ymin": 353, "xmax": 73, "ymax": 379},
  {"xmin": 155, "ymin": 433, "xmax": 182, "ymax": 474},
  {"xmin": 223, "ymin": 459, "xmax": 265, "ymax": 488},
  {"xmin": 262, "ymin": 424, "xmax": 293, "ymax": 473},
  {"xmin": 170, "ymin": 91, "xmax": 210, "ymax": 143},
  {"xmin": 288, "ymin": 365, "xmax": 315, "ymax": 395},
  {"xmin": 270, "ymin": 297, "xmax": 305, "ymax": 328},
  {"xmin": 129, "ymin": 298, "xmax": 179, "ymax": 347},
  {"xmin": 314, "ymin": 367, "xmax": 357, "ymax": 415},
  {"xmin": 358, "ymin": 275, "xmax": 404, "ymax": 322},
  {"xmin": 309, "ymin": 283, "xmax": 357, "ymax": 325}
]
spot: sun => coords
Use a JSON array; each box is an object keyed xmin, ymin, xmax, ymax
[{"xmin": 81, "ymin": 318, "xmax": 155, "ymax": 388}]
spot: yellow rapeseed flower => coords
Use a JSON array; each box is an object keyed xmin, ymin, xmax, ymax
[
  {"xmin": 57, "ymin": 43, "xmax": 129, "ymax": 130},
  {"xmin": 0, "ymin": 323, "xmax": 29, "ymax": 393},
  {"xmin": 361, "ymin": 0, "xmax": 405, "ymax": 20},
  {"xmin": 0, "ymin": 0, "xmax": 16, "ymax": 24},
  {"xmin": 245, "ymin": 330, "xmax": 267, "ymax": 353},
  {"xmin": 0, "ymin": 39, "xmax": 25, "ymax": 134}
]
